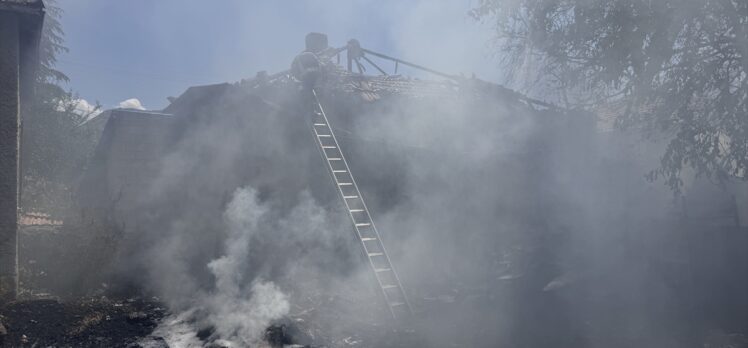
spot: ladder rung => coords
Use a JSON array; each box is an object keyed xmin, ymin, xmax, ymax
[{"xmin": 311, "ymin": 96, "xmax": 412, "ymax": 319}]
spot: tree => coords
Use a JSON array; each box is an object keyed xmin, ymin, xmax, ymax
[
  {"xmin": 471, "ymin": 0, "xmax": 748, "ymax": 192},
  {"xmin": 21, "ymin": 0, "xmax": 99, "ymax": 215}
]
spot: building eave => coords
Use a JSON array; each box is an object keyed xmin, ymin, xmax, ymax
[{"xmin": 0, "ymin": 1, "xmax": 44, "ymax": 16}]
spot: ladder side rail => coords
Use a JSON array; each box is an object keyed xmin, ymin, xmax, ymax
[
  {"xmin": 309, "ymin": 92, "xmax": 394, "ymax": 302},
  {"xmin": 309, "ymin": 98, "xmax": 399, "ymax": 319},
  {"xmin": 311, "ymin": 89, "xmax": 413, "ymax": 316}
]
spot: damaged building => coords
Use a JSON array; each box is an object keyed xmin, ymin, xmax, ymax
[{"xmin": 63, "ymin": 33, "xmax": 748, "ymax": 347}]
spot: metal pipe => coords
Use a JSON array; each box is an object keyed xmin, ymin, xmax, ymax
[
  {"xmin": 361, "ymin": 48, "xmax": 458, "ymax": 81},
  {"xmin": 337, "ymin": 43, "xmax": 563, "ymax": 112},
  {"xmin": 362, "ymin": 56, "xmax": 388, "ymax": 76},
  {"xmin": 355, "ymin": 59, "xmax": 365, "ymax": 74}
]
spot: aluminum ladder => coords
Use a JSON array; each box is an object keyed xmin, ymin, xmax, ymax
[{"xmin": 309, "ymin": 89, "xmax": 413, "ymax": 320}]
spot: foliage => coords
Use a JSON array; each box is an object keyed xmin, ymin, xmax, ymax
[
  {"xmin": 471, "ymin": 0, "xmax": 748, "ymax": 192},
  {"xmin": 21, "ymin": 0, "xmax": 99, "ymax": 214},
  {"xmin": 37, "ymin": 0, "xmax": 68, "ymax": 86}
]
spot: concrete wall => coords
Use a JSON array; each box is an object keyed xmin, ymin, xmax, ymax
[
  {"xmin": 0, "ymin": 12, "xmax": 20, "ymax": 301},
  {"xmin": 0, "ymin": 6, "xmax": 43, "ymax": 301}
]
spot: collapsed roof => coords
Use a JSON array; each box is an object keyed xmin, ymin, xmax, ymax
[{"xmin": 78, "ymin": 33, "xmax": 577, "ymax": 290}]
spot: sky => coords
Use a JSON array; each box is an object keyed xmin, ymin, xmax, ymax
[{"xmin": 55, "ymin": 0, "xmax": 502, "ymax": 111}]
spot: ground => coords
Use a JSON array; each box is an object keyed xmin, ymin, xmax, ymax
[
  {"xmin": 4, "ymin": 226, "xmax": 748, "ymax": 347},
  {"xmin": 0, "ymin": 296, "xmax": 164, "ymax": 347}
]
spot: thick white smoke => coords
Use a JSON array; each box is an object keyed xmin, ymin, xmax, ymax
[
  {"xmin": 153, "ymin": 187, "xmax": 290, "ymax": 347},
  {"xmin": 204, "ymin": 187, "xmax": 290, "ymax": 346}
]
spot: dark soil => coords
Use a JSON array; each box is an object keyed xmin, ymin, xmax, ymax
[{"xmin": 0, "ymin": 296, "xmax": 165, "ymax": 348}]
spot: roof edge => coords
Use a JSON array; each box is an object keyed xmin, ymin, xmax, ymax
[{"xmin": 0, "ymin": 0, "xmax": 44, "ymax": 16}]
